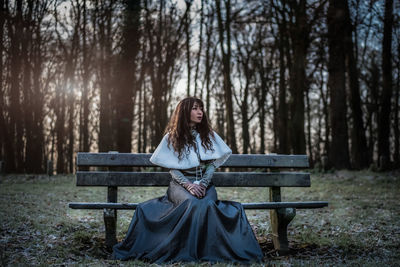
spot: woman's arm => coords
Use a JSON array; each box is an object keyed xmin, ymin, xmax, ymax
[
  {"xmin": 199, "ymin": 162, "xmax": 216, "ymax": 188},
  {"xmin": 169, "ymin": 169, "xmax": 190, "ymax": 185}
]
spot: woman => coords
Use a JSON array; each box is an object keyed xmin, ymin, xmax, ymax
[{"xmin": 112, "ymin": 97, "xmax": 263, "ymax": 263}]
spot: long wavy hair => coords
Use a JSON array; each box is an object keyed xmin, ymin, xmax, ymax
[{"xmin": 164, "ymin": 97, "xmax": 215, "ymax": 160}]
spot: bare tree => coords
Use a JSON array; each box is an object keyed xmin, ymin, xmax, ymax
[
  {"xmin": 271, "ymin": 2, "xmax": 290, "ymax": 154},
  {"xmin": 115, "ymin": 0, "xmax": 141, "ymax": 153},
  {"xmin": 0, "ymin": 0, "xmax": 398, "ymax": 174},
  {"xmin": 233, "ymin": 28, "xmax": 256, "ymax": 154},
  {"xmin": 378, "ymin": 0, "xmax": 394, "ymax": 170},
  {"xmin": 394, "ymin": 34, "xmax": 400, "ymax": 167},
  {"xmin": 193, "ymin": 0, "xmax": 204, "ymax": 97},
  {"xmin": 316, "ymin": 48, "xmax": 330, "ymax": 164},
  {"xmin": 364, "ymin": 54, "xmax": 380, "ymax": 164},
  {"xmin": 24, "ymin": 1, "xmax": 49, "ymax": 173},
  {"xmin": 343, "ymin": 0, "xmax": 369, "ymax": 169},
  {"xmin": 253, "ymin": 24, "xmax": 272, "ymax": 154},
  {"xmin": 215, "ymin": 0, "xmax": 238, "ymax": 153},
  {"xmin": 286, "ymin": 0, "xmax": 308, "ymax": 155},
  {"xmin": 144, "ymin": 0, "xmax": 187, "ymax": 148},
  {"xmin": 327, "ymin": 0, "xmax": 351, "ymax": 169},
  {"xmin": 203, "ymin": 3, "xmax": 216, "ymax": 116},
  {"xmin": 97, "ymin": 1, "xmax": 115, "ymax": 152},
  {"xmin": 80, "ymin": 0, "xmax": 90, "ymax": 153},
  {"xmin": 55, "ymin": 81, "xmax": 66, "ymax": 174},
  {"xmin": 0, "ymin": 0, "xmax": 5, "ymax": 165},
  {"xmin": 7, "ymin": 0, "xmax": 24, "ymax": 172},
  {"xmin": 67, "ymin": 0, "xmax": 81, "ymax": 173},
  {"xmin": 184, "ymin": 0, "xmax": 192, "ymax": 96}
]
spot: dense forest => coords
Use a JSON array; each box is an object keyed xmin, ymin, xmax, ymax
[{"xmin": 0, "ymin": 0, "xmax": 399, "ymax": 174}]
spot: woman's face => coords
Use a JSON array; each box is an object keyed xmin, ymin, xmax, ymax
[{"xmin": 190, "ymin": 102, "xmax": 203, "ymax": 126}]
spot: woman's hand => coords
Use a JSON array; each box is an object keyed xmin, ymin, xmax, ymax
[
  {"xmin": 193, "ymin": 184, "xmax": 206, "ymax": 198},
  {"xmin": 184, "ymin": 183, "xmax": 206, "ymax": 198}
]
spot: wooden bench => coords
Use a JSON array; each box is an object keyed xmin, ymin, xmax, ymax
[{"xmin": 69, "ymin": 152, "xmax": 328, "ymax": 254}]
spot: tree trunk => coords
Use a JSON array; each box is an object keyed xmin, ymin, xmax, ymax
[
  {"xmin": 366, "ymin": 58, "xmax": 380, "ymax": 165},
  {"xmin": 257, "ymin": 65, "xmax": 267, "ymax": 154},
  {"xmin": 315, "ymin": 95, "xmax": 323, "ymax": 165},
  {"xmin": 25, "ymin": 2, "xmax": 45, "ymax": 173},
  {"xmin": 215, "ymin": 0, "xmax": 238, "ymax": 153},
  {"xmin": 241, "ymin": 99, "xmax": 249, "ymax": 154},
  {"xmin": 204, "ymin": 5, "xmax": 215, "ymax": 117},
  {"xmin": 377, "ymin": 0, "xmax": 393, "ymax": 170},
  {"xmin": 239, "ymin": 73, "xmax": 250, "ymax": 154},
  {"xmin": 394, "ymin": 42, "xmax": 400, "ymax": 167},
  {"xmin": 115, "ymin": 0, "xmax": 141, "ymax": 153},
  {"xmin": 138, "ymin": 83, "xmax": 143, "ymax": 153},
  {"xmin": 288, "ymin": 1, "xmax": 308, "ymax": 154},
  {"xmin": 142, "ymin": 88, "xmax": 148, "ymax": 153},
  {"xmin": 22, "ymin": 3, "xmax": 32, "ymax": 173},
  {"xmin": 0, "ymin": 0, "xmax": 4, "ymax": 163},
  {"xmin": 277, "ymin": 22, "xmax": 289, "ymax": 154},
  {"xmin": 327, "ymin": 0, "xmax": 351, "ymax": 169},
  {"xmin": 306, "ymin": 88, "xmax": 314, "ymax": 166},
  {"xmin": 343, "ymin": 0, "xmax": 369, "ymax": 169},
  {"xmin": 185, "ymin": 0, "xmax": 192, "ymax": 96},
  {"xmin": 194, "ymin": 0, "xmax": 204, "ymax": 97},
  {"xmin": 31, "ymin": 22, "xmax": 45, "ymax": 173},
  {"xmin": 98, "ymin": 2, "xmax": 114, "ymax": 152},
  {"xmin": 7, "ymin": 0, "xmax": 24, "ymax": 172},
  {"xmin": 271, "ymin": 91, "xmax": 278, "ymax": 153},
  {"xmin": 234, "ymin": 33, "xmax": 252, "ymax": 154},
  {"xmin": 67, "ymin": 1, "xmax": 81, "ymax": 173},
  {"xmin": 215, "ymin": 93, "xmax": 225, "ymax": 139},
  {"xmin": 81, "ymin": 0, "xmax": 90, "ymax": 152},
  {"xmin": 56, "ymin": 87, "xmax": 66, "ymax": 174},
  {"xmin": 67, "ymin": 75, "xmax": 75, "ymax": 174},
  {"xmin": 318, "ymin": 65, "xmax": 330, "ymax": 165}
]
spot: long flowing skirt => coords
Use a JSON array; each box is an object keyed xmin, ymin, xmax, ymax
[{"xmin": 112, "ymin": 180, "xmax": 263, "ymax": 263}]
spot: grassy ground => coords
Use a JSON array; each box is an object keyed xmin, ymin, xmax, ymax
[{"xmin": 0, "ymin": 170, "xmax": 399, "ymax": 266}]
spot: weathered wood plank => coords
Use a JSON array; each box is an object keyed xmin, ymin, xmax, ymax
[
  {"xmin": 243, "ymin": 201, "xmax": 328, "ymax": 209},
  {"xmin": 76, "ymin": 153, "xmax": 309, "ymax": 168},
  {"xmin": 69, "ymin": 201, "xmax": 328, "ymax": 210},
  {"xmin": 76, "ymin": 171, "xmax": 311, "ymax": 187},
  {"xmin": 226, "ymin": 154, "xmax": 309, "ymax": 168}
]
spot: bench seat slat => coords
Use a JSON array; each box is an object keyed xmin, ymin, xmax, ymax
[
  {"xmin": 69, "ymin": 201, "xmax": 328, "ymax": 210},
  {"xmin": 77, "ymin": 153, "xmax": 309, "ymax": 168},
  {"xmin": 76, "ymin": 171, "xmax": 311, "ymax": 187}
]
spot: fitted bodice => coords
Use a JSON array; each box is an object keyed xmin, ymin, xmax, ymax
[{"xmin": 180, "ymin": 160, "xmax": 214, "ymax": 182}]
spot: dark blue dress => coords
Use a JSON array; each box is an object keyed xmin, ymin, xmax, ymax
[{"xmin": 112, "ymin": 168, "xmax": 263, "ymax": 263}]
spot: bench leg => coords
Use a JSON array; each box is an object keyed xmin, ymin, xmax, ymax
[
  {"xmin": 104, "ymin": 208, "xmax": 117, "ymax": 250},
  {"xmin": 270, "ymin": 207, "xmax": 296, "ymax": 254},
  {"xmin": 104, "ymin": 185, "xmax": 118, "ymax": 250}
]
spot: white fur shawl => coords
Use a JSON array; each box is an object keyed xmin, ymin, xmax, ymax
[{"xmin": 150, "ymin": 131, "xmax": 232, "ymax": 169}]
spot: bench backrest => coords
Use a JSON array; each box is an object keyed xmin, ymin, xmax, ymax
[{"xmin": 76, "ymin": 152, "xmax": 310, "ymax": 187}]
